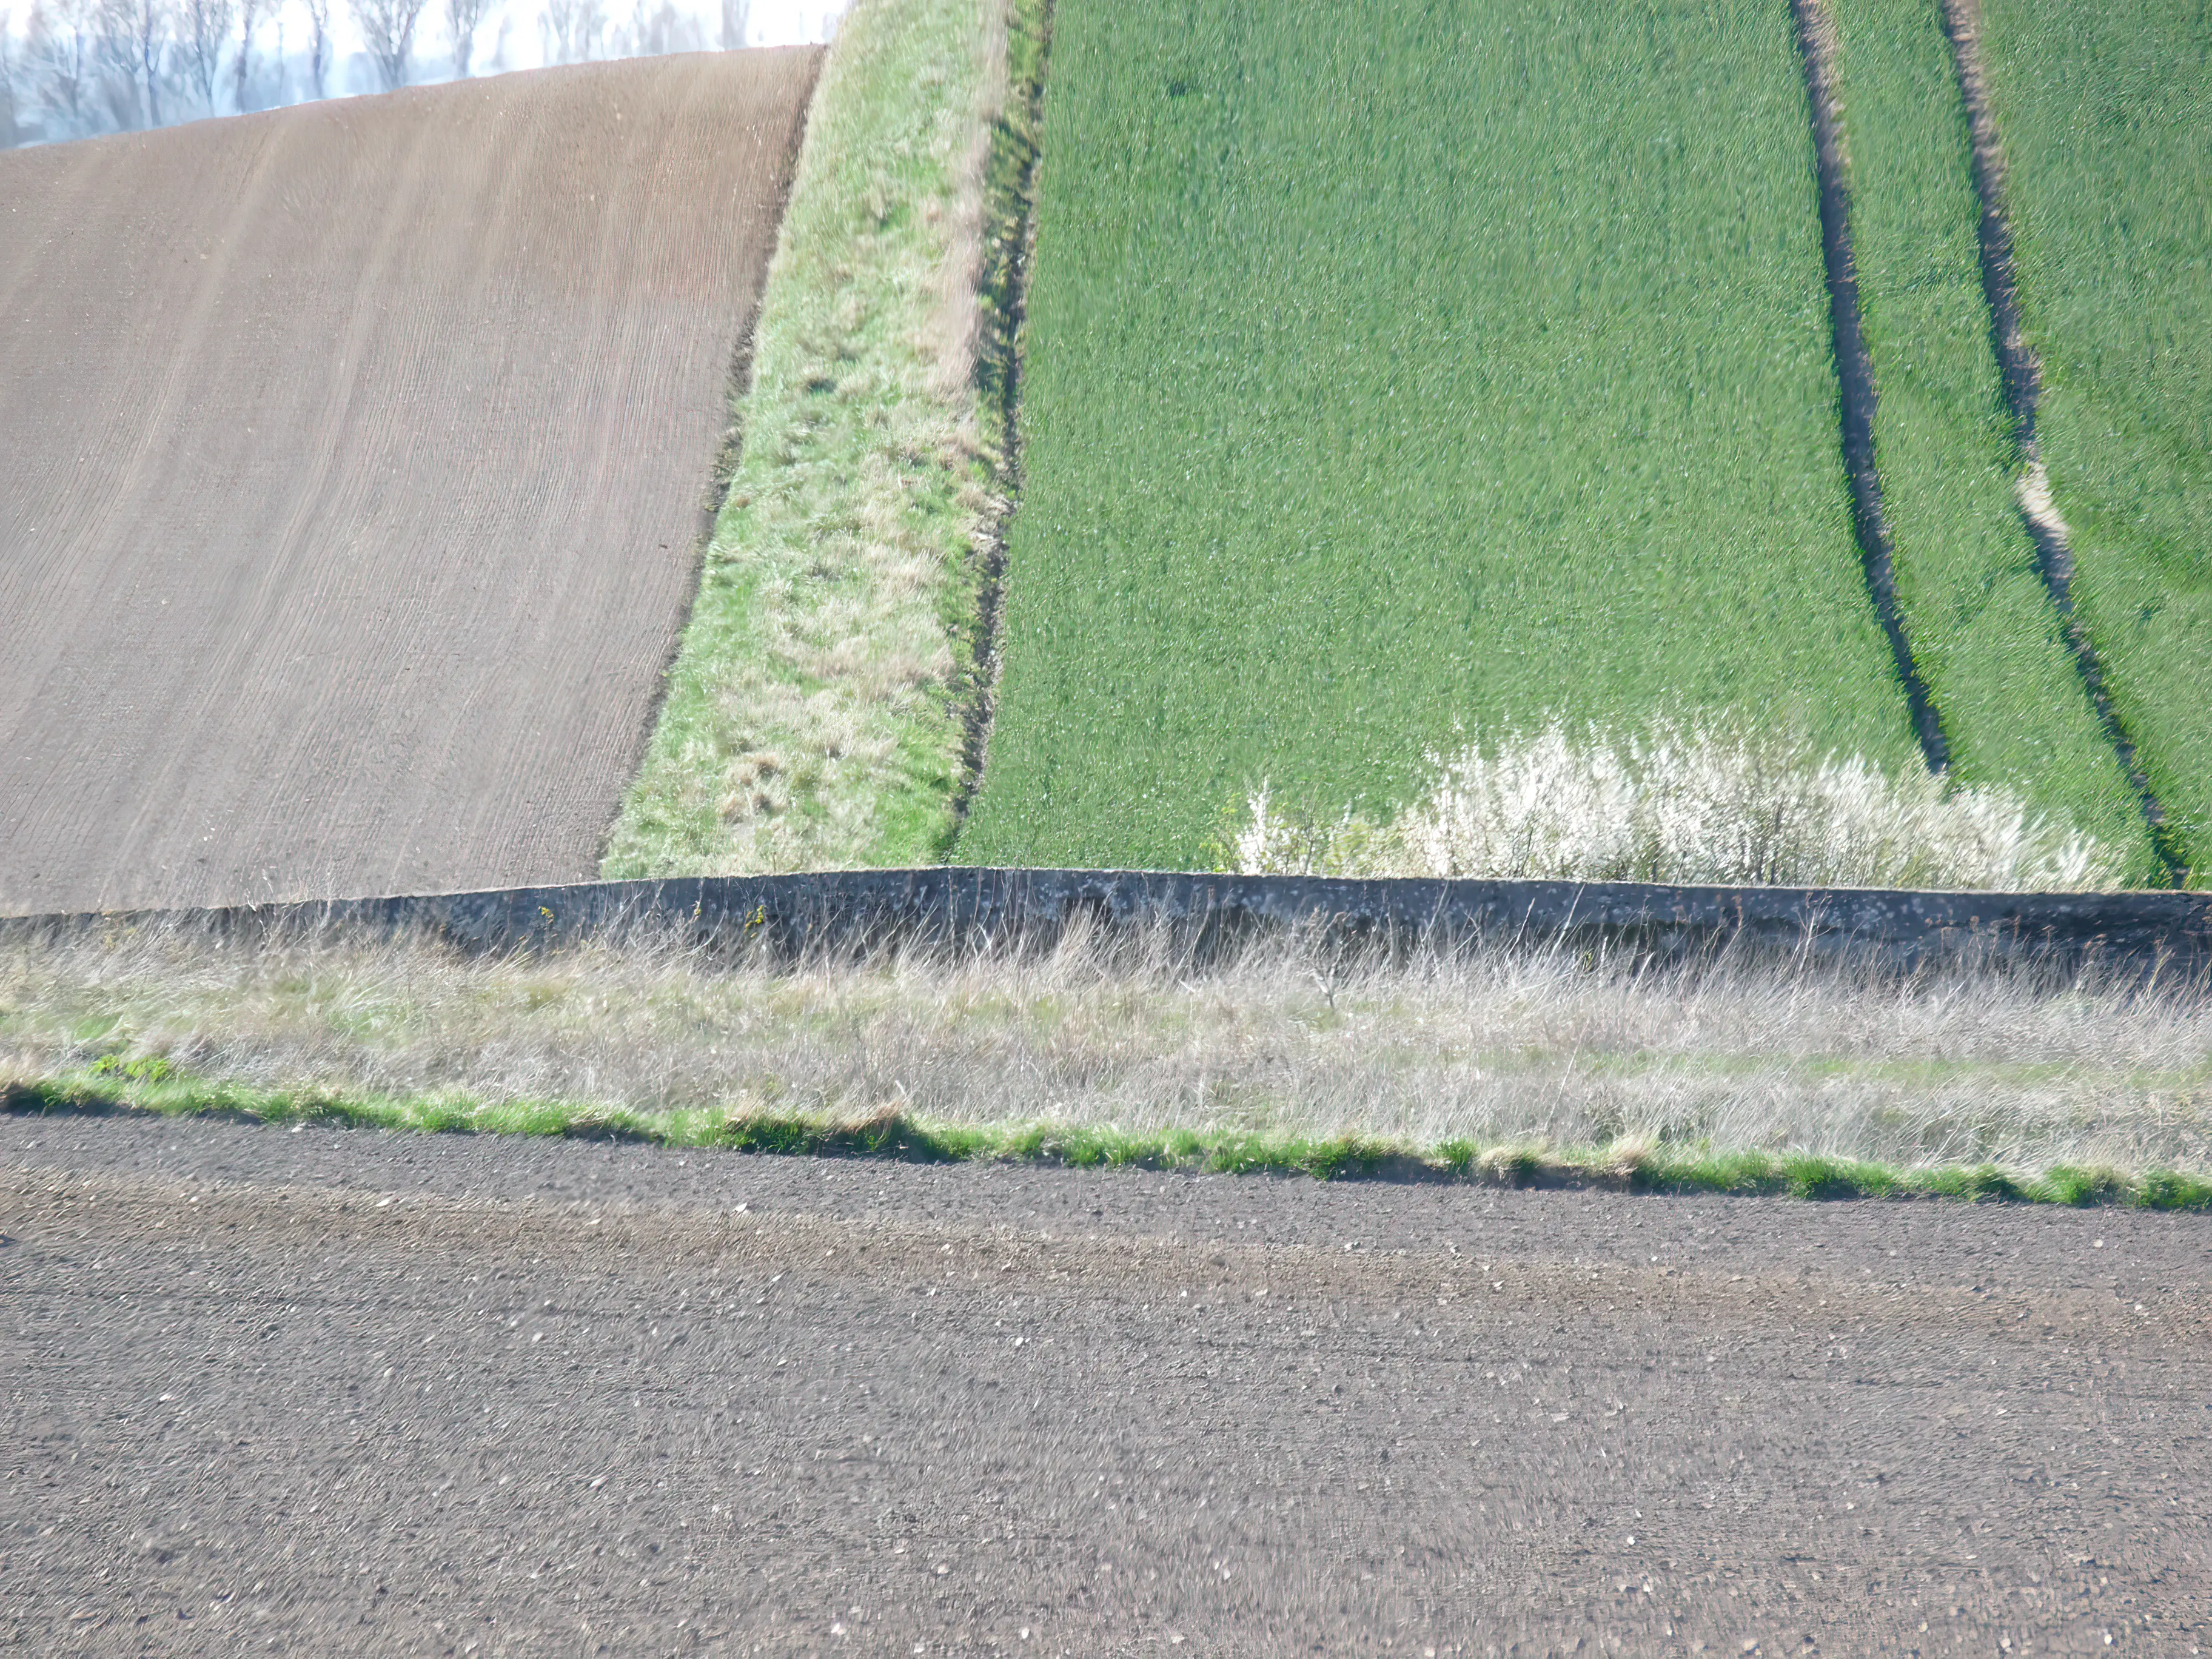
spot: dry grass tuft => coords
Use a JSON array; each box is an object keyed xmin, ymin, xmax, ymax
[
  {"xmin": 1476, "ymin": 1141, "xmax": 1547, "ymax": 1179},
  {"xmin": 4, "ymin": 917, "xmax": 2207, "ymax": 1178},
  {"xmin": 1599, "ymin": 1132, "xmax": 1658, "ymax": 1180}
]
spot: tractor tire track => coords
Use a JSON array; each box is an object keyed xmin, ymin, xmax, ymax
[
  {"xmin": 1937, "ymin": 0, "xmax": 2182, "ymax": 880},
  {"xmin": 1792, "ymin": 0, "xmax": 1949, "ymax": 774}
]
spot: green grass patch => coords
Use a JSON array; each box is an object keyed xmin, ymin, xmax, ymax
[
  {"xmin": 1975, "ymin": 0, "xmax": 2212, "ymax": 879},
  {"xmin": 958, "ymin": 0, "xmax": 1924, "ymax": 870},
  {"xmin": 603, "ymin": 0, "xmax": 1026, "ymax": 876},
  {"xmin": 1823, "ymin": 0, "xmax": 2155, "ymax": 879},
  {"xmin": 12, "ymin": 1068, "xmax": 2209, "ymax": 1211}
]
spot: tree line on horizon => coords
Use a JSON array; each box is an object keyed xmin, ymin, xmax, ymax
[{"xmin": 0, "ymin": 0, "xmax": 753, "ymax": 146}]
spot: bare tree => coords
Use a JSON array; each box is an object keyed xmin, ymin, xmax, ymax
[
  {"xmin": 92, "ymin": 0, "xmax": 137, "ymax": 126},
  {"xmin": 625, "ymin": 0, "xmax": 698, "ymax": 58},
  {"xmin": 442, "ymin": 0, "xmax": 481, "ymax": 77},
  {"xmin": 176, "ymin": 0, "xmax": 226, "ymax": 108},
  {"xmin": 26, "ymin": 0, "xmax": 100, "ymax": 135},
  {"xmin": 718, "ymin": 0, "xmax": 743, "ymax": 50},
  {"xmin": 99, "ymin": 0, "xmax": 167, "ymax": 124},
  {"xmin": 0, "ymin": 8, "xmax": 20, "ymax": 144},
  {"xmin": 227, "ymin": 0, "xmax": 252, "ymax": 108},
  {"xmin": 350, "ymin": 0, "xmax": 424, "ymax": 90},
  {"xmin": 538, "ymin": 0, "xmax": 598, "ymax": 64},
  {"xmin": 1, "ymin": 7, "xmax": 20, "ymax": 144},
  {"xmin": 93, "ymin": 29, "xmax": 135, "ymax": 127},
  {"xmin": 301, "ymin": 0, "xmax": 325, "ymax": 96}
]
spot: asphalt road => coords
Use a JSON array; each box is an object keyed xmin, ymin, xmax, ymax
[{"xmin": 5, "ymin": 1114, "xmax": 2208, "ymax": 1656}]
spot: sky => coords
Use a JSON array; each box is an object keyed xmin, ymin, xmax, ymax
[
  {"xmin": 279, "ymin": 0, "xmax": 843, "ymax": 92},
  {"xmin": 4, "ymin": 0, "xmax": 848, "ymax": 124},
  {"xmin": 385, "ymin": 0, "xmax": 848, "ymax": 78}
]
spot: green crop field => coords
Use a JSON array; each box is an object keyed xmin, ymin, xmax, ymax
[
  {"xmin": 957, "ymin": 0, "xmax": 1924, "ymax": 870},
  {"xmin": 1823, "ymin": 0, "xmax": 2156, "ymax": 879},
  {"xmin": 1974, "ymin": 0, "xmax": 2211, "ymax": 879}
]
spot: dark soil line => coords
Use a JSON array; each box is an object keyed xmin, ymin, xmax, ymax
[
  {"xmin": 1791, "ymin": 0, "xmax": 1948, "ymax": 773},
  {"xmin": 1936, "ymin": 0, "xmax": 2182, "ymax": 881},
  {"xmin": 947, "ymin": 0, "xmax": 1053, "ymax": 843}
]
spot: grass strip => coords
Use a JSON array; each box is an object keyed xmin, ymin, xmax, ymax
[
  {"xmin": 10, "ymin": 1070, "xmax": 2207, "ymax": 1212},
  {"xmin": 603, "ymin": 0, "xmax": 1030, "ymax": 876},
  {"xmin": 1818, "ymin": 0, "xmax": 2155, "ymax": 879}
]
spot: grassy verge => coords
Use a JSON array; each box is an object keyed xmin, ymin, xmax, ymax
[
  {"xmin": 1822, "ymin": 0, "xmax": 2154, "ymax": 879},
  {"xmin": 1972, "ymin": 0, "xmax": 2212, "ymax": 879},
  {"xmin": 602, "ymin": 0, "xmax": 1033, "ymax": 876},
  {"xmin": 8, "ymin": 1068, "xmax": 2208, "ymax": 1210},
  {"xmin": 957, "ymin": 0, "xmax": 1923, "ymax": 870},
  {"xmin": 7, "ymin": 920, "xmax": 2210, "ymax": 1201}
]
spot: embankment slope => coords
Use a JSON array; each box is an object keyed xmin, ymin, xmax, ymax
[{"xmin": 0, "ymin": 50, "xmax": 819, "ymax": 915}]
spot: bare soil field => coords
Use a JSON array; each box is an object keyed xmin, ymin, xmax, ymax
[
  {"xmin": 5, "ymin": 1114, "xmax": 2208, "ymax": 1654},
  {"xmin": 0, "ymin": 51, "xmax": 820, "ymax": 917}
]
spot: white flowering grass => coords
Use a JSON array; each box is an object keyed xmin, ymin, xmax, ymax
[{"xmin": 1235, "ymin": 722, "xmax": 2122, "ymax": 891}]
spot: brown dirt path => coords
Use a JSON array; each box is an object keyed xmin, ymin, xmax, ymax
[
  {"xmin": 0, "ymin": 52, "xmax": 819, "ymax": 916},
  {"xmin": 4, "ymin": 1116, "xmax": 2208, "ymax": 1654}
]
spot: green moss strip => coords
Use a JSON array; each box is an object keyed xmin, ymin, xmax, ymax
[{"xmin": 9, "ymin": 1070, "xmax": 2207, "ymax": 1212}]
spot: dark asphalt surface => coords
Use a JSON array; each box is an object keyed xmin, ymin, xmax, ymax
[{"xmin": 4, "ymin": 1114, "xmax": 2208, "ymax": 1656}]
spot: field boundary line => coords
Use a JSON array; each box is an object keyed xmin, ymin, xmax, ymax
[
  {"xmin": 598, "ymin": 0, "xmax": 1032, "ymax": 877},
  {"xmin": 1937, "ymin": 0, "xmax": 2181, "ymax": 882},
  {"xmin": 8, "ymin": 1081, "xmax": 2210, "ymax": 1211},
  {"xmin": 5, "ymin": 868, "xmax": 2205, "ymax": 968},
  {"xmin": 613, "ymin": 52, "xmax": 826, "ymax": 835},
  {"xmin": 1792, "ymin": 0, "xmax": 1948, "ymax": 772}
]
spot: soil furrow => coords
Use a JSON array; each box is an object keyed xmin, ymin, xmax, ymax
[{"xmin": 0, "ymin": 53, "xmax": 820, "ymax": 916}]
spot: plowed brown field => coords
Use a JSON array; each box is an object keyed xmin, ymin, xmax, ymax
[
  {"xmin": 8, "ymin": 1117, "xmax": 2210, "ymax": 1651},
  {"xmin": 0, "ymin": 50, "xmax": 820, "ymax": 915}
]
